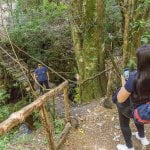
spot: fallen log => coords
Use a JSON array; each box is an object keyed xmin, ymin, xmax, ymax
[{"xmin": 56, "ymin": 122, "xmax": 71, "ymax": 150}]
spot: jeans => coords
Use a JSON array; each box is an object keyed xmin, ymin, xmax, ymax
[
  {"xmin": 38, "ymin": 80, "xmax": 49, "ymax": 93},
  {"xmin": 117, "ymin": 106, "xmax": 144, "ymax": 148}
]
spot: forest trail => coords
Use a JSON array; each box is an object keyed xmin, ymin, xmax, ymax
[
  {"xmin": 7, "ymin": 98, "xmax": 150, "ymax": 150},
  {"xmin": 61, "ymin": 100, "xmax": 150, "ymax": 150}
]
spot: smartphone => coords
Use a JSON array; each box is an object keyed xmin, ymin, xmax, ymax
[{"xmin": 123, "ymin": 68, "xmax": 130, "ymax": 81}]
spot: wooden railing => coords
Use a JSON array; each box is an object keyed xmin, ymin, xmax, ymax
[{"xmin": 0, "ymin": 81, "xmax": 71, "ymax": 150}]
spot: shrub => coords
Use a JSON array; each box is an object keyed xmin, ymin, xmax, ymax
[{"xmin": 0, "ymin": 89, "xmax": 10, "ymax": 105}]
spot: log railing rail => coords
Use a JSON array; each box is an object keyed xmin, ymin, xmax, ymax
[{"xmin": 0, "ymin": 80, "xmax": 71, "ymax": 150}]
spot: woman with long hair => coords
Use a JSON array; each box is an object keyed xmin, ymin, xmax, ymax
[{"xmin": 116, "ymin": 45, "xmax": 150, "ymax": 150}]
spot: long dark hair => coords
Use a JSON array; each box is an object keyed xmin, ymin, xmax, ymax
[{"xmin": 134, "ymin": 45, "xmax": 150, "ymax": 101}]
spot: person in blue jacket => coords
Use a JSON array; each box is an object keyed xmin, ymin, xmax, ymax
[
  {"xmin": 34, "ymin": 63, "xmax": 50, "ymax": 93},
  {"xmin": 114, "ymin": 45, "xmax": 150, "ymax": 150}
]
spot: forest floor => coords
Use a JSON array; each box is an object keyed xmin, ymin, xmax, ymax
[{"xmin": 7, "ymin": 96, "xmax": 150, "ymax": 150}]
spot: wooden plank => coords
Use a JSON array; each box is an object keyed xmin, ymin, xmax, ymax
[{"xmin": 0, "ymin": 80, "xmax": 68, "ymax": 136}]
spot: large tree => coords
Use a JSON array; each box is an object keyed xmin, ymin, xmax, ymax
[
  {"xmin": 117, "ymin": 0, "xmax": 150, "ymax": 67},
  {"xmin": 71, "ymin": 0, "xmax": 107, "ymax": 102}
]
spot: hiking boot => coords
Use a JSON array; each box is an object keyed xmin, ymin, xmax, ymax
[
  {"xmin": 116, "ymin": 144, "xmax": 134, "ymax": 150},
  {"xmin": 135, "ymin": 132, "xmax": 149, "ymax": 146}
]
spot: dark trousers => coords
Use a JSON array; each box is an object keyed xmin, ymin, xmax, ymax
[
  {"xmin": 117, "ymin": 107, "xmax": 144, "ymax": 148},
  {"xmin": 38, "ymin": 80, "xmax": 49, "ymax": 93}
]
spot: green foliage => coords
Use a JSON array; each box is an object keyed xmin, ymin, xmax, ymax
[
  {"xmin": 0, "ymin": 89, "xmax": 10, "ymax": 105},
  {"xmin": 42, "ymin": 1, "xmax": 68, "ymax": 15},
  {"xmin": 74, "ymin": 87, "xmax": 81, "ymax": 103},
  {"xmin": 33, "ymin": 110, "xmax": 41, "ymax": 129},
  {"xmin": 54, "ymin": 119, "xmax": 65, "ymax": 134},
  {"xmin": 105, "ymin": 0, "xmax": 123, "ymax": 53},
  {"xmin": 141, "ymin": 33, "xmax": 150, "ymax": 44},
  {"xmin": 7, "ymin": 1, "xmax": 74, "ymax": 82},
  {"xmin": 33, "ymin": 111, "xmax": 65, "ymax": 134},
  {"xmin": 0, "ymin": 88, "xmax": 14, "ymax": 122},
  {"xmin": 11, "ymin": 98, "xmax": 29, "ymax": 112},
  {"xmin": 105, "ymin": 0, "xmax": 122, "ymax": 30},
  {"xmin": 0, "ymin": 135, "xmax": 9, "ymax": 150},
  {"xmin": 10, "ymin": 1, "xmax": 68, "ymax": 50},
  {"xmin": 0, "ymin": 88, "xmax": 30, "ymax": 122},
  {"xmin": 15, "ymin": 134, "xmax": 33, "ymax": 144},
  {"xmin": 0, "ymin": 105, "xmax": 10, "ymax": 122},
  {"xmin": 0, "ymin": 130, "xmax": 17, "ymax": 150},
  {"xmin": 131, "ymin": 19, "xmax": 146, "ymax": 29},
  {"xmin": 0, "ymin": 88, "xmax": 10, "ymax": 122},
  {"xmin": 0, "ymin": 100, "xmax": 28, "ymax": 123},
  {"xmin": 127, "ymin": 59, "xmax": 137, "ymax": 71},
  {"xmin": 141, "ymin": 19, "xmax": 150, "ymax": 44}
]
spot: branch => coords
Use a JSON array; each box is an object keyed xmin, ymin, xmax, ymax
[
  {"xmin": 106, "ymin": 50, "xmax": 121, "ymax": 77},
  {"xmin": 80, "ymin": 67, "xmax": 113, "ymax": 85},
  {"xmin": 13, "ymin": 44, "xmax": 68, "ymax": 82}
]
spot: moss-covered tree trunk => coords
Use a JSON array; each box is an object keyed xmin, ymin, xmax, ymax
[
  {"xmin": 71, "ymin": 0, "xmax": 107, "ymax": 102},
  {"xmin": 118, "ymin": 0, "xmax": 150, "ymax": 67}
]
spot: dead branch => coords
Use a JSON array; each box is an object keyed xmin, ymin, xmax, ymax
[
  {"xmin": 56, "ymin": 122, "xmax": 71, "ymax": 150},
  {"xmin": 80, "ymin": 67, "xmax": 113, "ymax": 85}
]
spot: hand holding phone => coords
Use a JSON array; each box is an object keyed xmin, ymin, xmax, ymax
[{"xmin": 123, "ymin": 68, "xmax": 130, "ymax": 81}]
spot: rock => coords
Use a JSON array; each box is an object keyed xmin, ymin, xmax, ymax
[
  {"xmin": 93, "ymin": 112, "xmax": 98, "ymax": 116},
  {"xmin": 78, "ymin": 128, "xmax": 84, "ymax": 134},
  {"xmin": 87, "ymin": 109, "xmax": 91, "ymax": 113},
  {"xmin": 112, "ymin": 116, "xmax": 115, "ymax": 121},
  {"xmin": 70, "ymin": 117, "xmax": 79, "ymax": 129},
  {"xmin": 49, "ymin": 82, "xmax": 56, "ymax": 88},
  {"xmin": 132, "ymin": 132, "xmax": 136, "ymax": 136},
  {"xmin": 113, "ymin": 135, "xmax": 120, "ymax": 142},
  {"xmin": 17, "ymin": 123, "xmax": 32, "ymax": 137},
  {"xmin": 103, "ymin": 98, "xmax": 113, "ymax": 109},
  {"xmin": 114, "ymin": 125, "xmax": 120, "ymax": 130},
  {"xmin": 96, "ymin": 123, "xmax": 103, "ymax": 127},
  {"xmin": 78, "ymin": 116, "xmax": 84, "ymax": 121}
]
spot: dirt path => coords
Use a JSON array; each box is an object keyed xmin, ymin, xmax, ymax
[
  {"xmin": 7, "ymin": 98, "xmax": 150, "ymax": 150},
  {"xmin": 61, "ymin": 99, "xmax": 150, "ymax": 150}
]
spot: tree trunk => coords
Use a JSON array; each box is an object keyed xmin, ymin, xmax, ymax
[
  {"xmin": 103, "ymin": 69, "xmax": 113, "ymax": 109},
  {"xmin": 71, "ymin": 0, "xmax": 107, "ymax": 102}
]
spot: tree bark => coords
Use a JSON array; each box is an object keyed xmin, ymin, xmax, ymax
[
  {"xmin": 103, "ymin": 69, "xmax": 113, "ymax": 109},
  {"xmin": 71, "ymin": 0, "xmax": 107, "ymax": 102}
]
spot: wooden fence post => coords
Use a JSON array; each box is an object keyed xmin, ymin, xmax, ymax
[
  {"xmin": 39, "ymin": 105, "xmax": 56, "ymax": 150},
  {"xmin": 63, "ymin": 85, "xmax": 71, "ymax": 123},
  {"xmin": 52, "ymin": 95, "xmax": 56, "ymax": 127}
]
